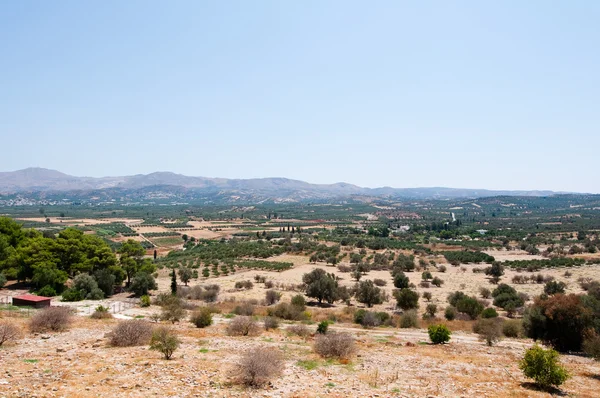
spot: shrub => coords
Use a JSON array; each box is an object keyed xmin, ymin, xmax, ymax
[
  {"xmin": 394, "ymin": 288, "xmax": 419, "ymax": 310},
  {"xmin": 399, "ymin": 310, "xmax": 419, "ymax": 328},
  {"xmin": 544, "ymin": 281, "xmax": 566, "ymax": 295},
  {"xmin": 265, "ymin": 290, "xmax": 282, "ymax": 305},
  {"xmin": 359, "ymin": 311, "xmax": 381, "ymax": 328},
  {"xmin": 0, "ymin": 273, "xmax": 6, "ymax": 288},
  {"xmin": 0, "ymin": 322, "xmax": 21, "ymax": 346},
  {"xmin": 140, "ymin": 295, "xmax": 151, "ymax": 307},
  {"xmin": 492, "ymin": 284, "xmax": 524, "ymax": 310},
  {"xmin": 393, "ymin": 272, "xmax": 410, "ymax": 289},
  {"xmin": 425, "ymin": 304, "xmax": 437, "ymax": 318},
  {"xmin": 264, "ymin": 316, "xmax": 279, "ymax": 330},
  {"xmin": 355, "ymin": 280, "xmax": 385, "ymax": 307},
  {"xmin": 61, "ymin": 288, "xmax": 84, "ymax": 302},
  {"xmin": 290, "ymin": 294, "xmax": 306, "ymax": 310},
  {"xmin": 431, "ymin": 277, "xmax": 444, "ymax": 287},
  {"xmin": 422, "ymin": 291, "xmax": 432, "ymax": 302},
  {"xmin": 235, "ymin": 280, "xmax": 254, "ymax": 290},
  {"xmin": 481, "ymin": 307, "xmax": 498, "ymax": 318},
  {"xmin": 37, "ymin": 285, "xmax": 57, "ymax": 297},
  {"xmin": 234, "ymin": 302, "xmax": 255, "ymax": 316},
  {"xmin": 266, "ymin": 302, "xmax": 305, "ymax": 321},
  {"xmin": 130, "ymin": 272, "xmax": 158, "ymax": 297},
  {"xmin": 190, "ymin": 308, "xmax": 213, "ymax": 328},
  {"xmin": 519, "ymin": 345, "xmax": 569, "ymax": 389},
  {"xmin": 454, "ymin": 296, "xmax": 484, "ymax": 320},
  {"xmin": 428, "ymin": 324, "xmax": 451, "ymax": 344},
  {"xmin": 502, "ymin": 319, "xmax": 523, "ymax": 338},
  {"xmin": 583, "ymin": 334, "xmax": 600, "ymax": 360},
  {"xmin": 109, "ymin": 320, "xmax": 153, "ymax": 347},
  {"xmin": 264, "ymin": 280, "xmax": 274, "ymax": 289},
  {"xmin": 317, "ymin": 321, "xmax": 329, "ymax": 334},
  {"xmin": 479, "ymin": 287, "xmax": 491, "ymax": 299},
  {"xmin": 473, "ymin": 318, "xmax": 503, "ymax": 346},
  {"xmin": 523, "ymin": 293, "xmax": 592, "ymax": 352},
  {"xmin": 314, "ymin": 332, "xmax": 356, "ymax": 359},
  {"xmin": 422, "ymin": 271, "xmax": 433, "ymax": 280},
  {"xmin": 227, "ymin": 316, "xmax": 261, "ymax": 336},
  {"xmin": 91, "ymin": 305, "xmax": 113, "ymax": 319},
  {"xmin": 72, "ymin": 273, "xmax": 104, "ymax": 300},
  {"xmin": 160, "ymin": 300, "xmax": 187, "ymax": 324},
  {"xmin": 149, "ymin": 327, "xmax": 180, "ymax": 360},
  {"xmin": 437, "ymin": 265, "xmax": 447, "ymax": 273},
  {"xmin": 29, "ymin": 307, "xmax": 72, "ymax": 333},
  {"xmin": 444, "ymin": 306, "xmax": 457, "ymax": 321},
  {"xmin": 420, "ymin": 281, "xmax": 431, "ymax": 288},
  {"xmin": 234, "ymin": 346, "xmax": 283, "ymax": 387},
  {"xmin": 373, "ymin": 278, "xmax": 387, "ymax": 287},
  {"xmin": 287, "ymin": 324, "xmax": 310, "ymax": 337}
]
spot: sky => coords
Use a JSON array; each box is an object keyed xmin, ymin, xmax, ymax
[{"xmin": 1, "ymin": 1, "xmax": 599, "ymax": 192}]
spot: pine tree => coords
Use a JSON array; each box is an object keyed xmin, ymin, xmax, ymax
[{"xmin": 171, "ymin": 269, "xmax": 177, "ymax": 295}]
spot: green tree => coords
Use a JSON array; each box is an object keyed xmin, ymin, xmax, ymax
[
  {"xmin": 355, "ymin": 280, "xmax": 385, "ymax": 308},
  {"xmin": 171, "ymin": 269, "xmax": 177, "ymax": 295},
  {"xmin": 130, "ymin": 272, "xmax": 157, "ymax": 297},
  {"xmin": 394, "ymin": 289, "xmax": 419, "ymax": 310},
  {"xmin": 303, "ymin": 268, "xmax": 339, "ymax": 305},
  {"xmin": 178, "ymin": 267, "xmax": 192, "ymax": 286}
]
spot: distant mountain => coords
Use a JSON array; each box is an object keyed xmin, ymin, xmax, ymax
[{"xmin": 0, "ymin": 167, "xmax": 566, "ymax": 200}]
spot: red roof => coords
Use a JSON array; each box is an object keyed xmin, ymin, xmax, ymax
[{"xmin": 13, "ymin": 294, "xmax": 52, "ymax": 302}]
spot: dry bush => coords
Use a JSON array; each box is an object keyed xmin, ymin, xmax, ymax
[
  {"xmin": 234, "ymin": 280, "xmax": 254, "ymax": 290},
  {"xmin": 265, "ymin": 290, "xmax": 282, "ymax": 305},
  {"xmin": 473, "ymin": 318, "xmax": 503, "ymax": 346},
  {"xmin": 233, "ymin": 346, "xmax": 283, "ymax": 387},
  {"xmin": 287, "ymin": 324, "xmax": 311, "ymax": 337},
  {"xmin": 399, "ymin": 310, "xmax": 419, "ymax": 328},
  {"xmin": 373, "ymin": 278, "xmax": 387, "ymax": 287},
  {"xmin": 29, "ymin": 307, "xmax": 73, "ymax": 333},
  {"xmin": 263, "ymin": 316, "xmax": 279, "ymax": 330},
  {"xmin": 502, "ymin": 319, "xmax": 523, "ymax": 338},
  {"xmin": 0, "ymin": 321, "xmax": 21, "ymax": 346},
  {"xmin": 337, "ymin": 265, "xmax": 352, "ymax": 273},
  {"xmin": 314, "ymin": 332, "xmax": 356, "ymax": 359},
  {"xmin": 233, "ymin": 302, "xmax": 255, "ymax": 316},
  {"xmin": 264, "ymin": 280, "xmax": 274, "ymax": 289},
  {"xmin": 109, "ymin": 320, "xmax": 153, "ymax": 347},
  {"xmin": 226, "ymin": 316, "xmax": 261, "ymax": 336}
]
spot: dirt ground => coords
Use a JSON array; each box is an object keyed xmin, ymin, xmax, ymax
[{"xmin": 1, "ymin": 310, "xmax": 599, "ymax": 398}]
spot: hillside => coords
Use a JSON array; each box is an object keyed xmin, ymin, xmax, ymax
[{"xmin": 0, "ymin": 168, "xmax": 564, "ymax": 200}]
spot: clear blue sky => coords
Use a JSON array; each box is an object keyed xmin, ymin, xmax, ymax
[{"xmin": 1, "ymin": 1, "xmax": 598, "ymax": 192}]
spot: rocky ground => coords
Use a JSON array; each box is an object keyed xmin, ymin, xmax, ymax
[{"xmin": 1, "ymin": 312, "xmax": 600, "ymax": 398}]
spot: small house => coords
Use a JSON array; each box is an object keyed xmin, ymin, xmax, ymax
[{"xmin": 12, "ymin": 294, "xmax": 52, "ymax": 308}]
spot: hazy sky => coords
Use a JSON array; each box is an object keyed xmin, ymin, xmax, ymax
[{"xmin": 1, "ymin": 1, "xmax": 599, "ymax": 192}]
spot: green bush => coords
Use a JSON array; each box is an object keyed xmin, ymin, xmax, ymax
[
  {"xmin": 140, "ymin": 295, "xmax": 151, "ymax": 307},
  {"xmin": 130, "ymin": 272, "xmax": 158, "ymax": 297},
  {"xmin": 0, "ymin": 273, "xmax": 6, "ymax": 288},
  {"xmin": 481, "ymin": 307, "xmax": 498, "ymax": 318},
  {"xmin": 290, "ymin": 294, "xmax": 306, "ymax": 310},
  {"xmin": 394, "ymin": 288, "xmax": 419, "ymax": 310},
  {"xmin": 190, "ymin": 308, "xmax": 213, "ymax": 328},
  {"xmin": 444, "ymin": 306, "xmax": 457, "ymax": 321},
  {"xmin": 37, "ymin": 285, "xmax": 57, "ymax": 297},
  {"xmin": 428, "ymin": 324, "xmax": 451, "ymax": 344},
  {"xmin": 61, "ymin": 288, "xmax": 84, "ymax": 302},
  {"xmin": 149, "ymin": 327, "xmax": 180, "ymax": 360},
  {"xmin": 519, "ymin": 345, "xmax": 569, "ymax": 389},
  {"xmin": 317, "ymin": 321, "xmax": 329, "ymax": 334}
]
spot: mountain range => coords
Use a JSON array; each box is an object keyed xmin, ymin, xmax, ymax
[{"xmin": 0, "ymin": 167, "xmax": 566, "ymax": 200}]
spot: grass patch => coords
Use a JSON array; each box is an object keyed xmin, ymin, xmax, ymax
[
  {"xmin": 325, "ymin": 382, "xmax": 335, "ymax": 388},
  {"xmin": 224, "ymin": 313, "xmax": 235, "ymax": 319},
  {"xmin": 23, "ymin": 359, "xmax": 39, "ymax": 364},
  {"xmin": 296, "ymin": 360, "xmax": 320, "ymax": 370},
  {"xmin": 199, "ymin": 348, "xmax": 210, "ymax": 353},
  {"xmin": 134, "ymin": 315, "xmax": 145, "ymax": 319}
]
